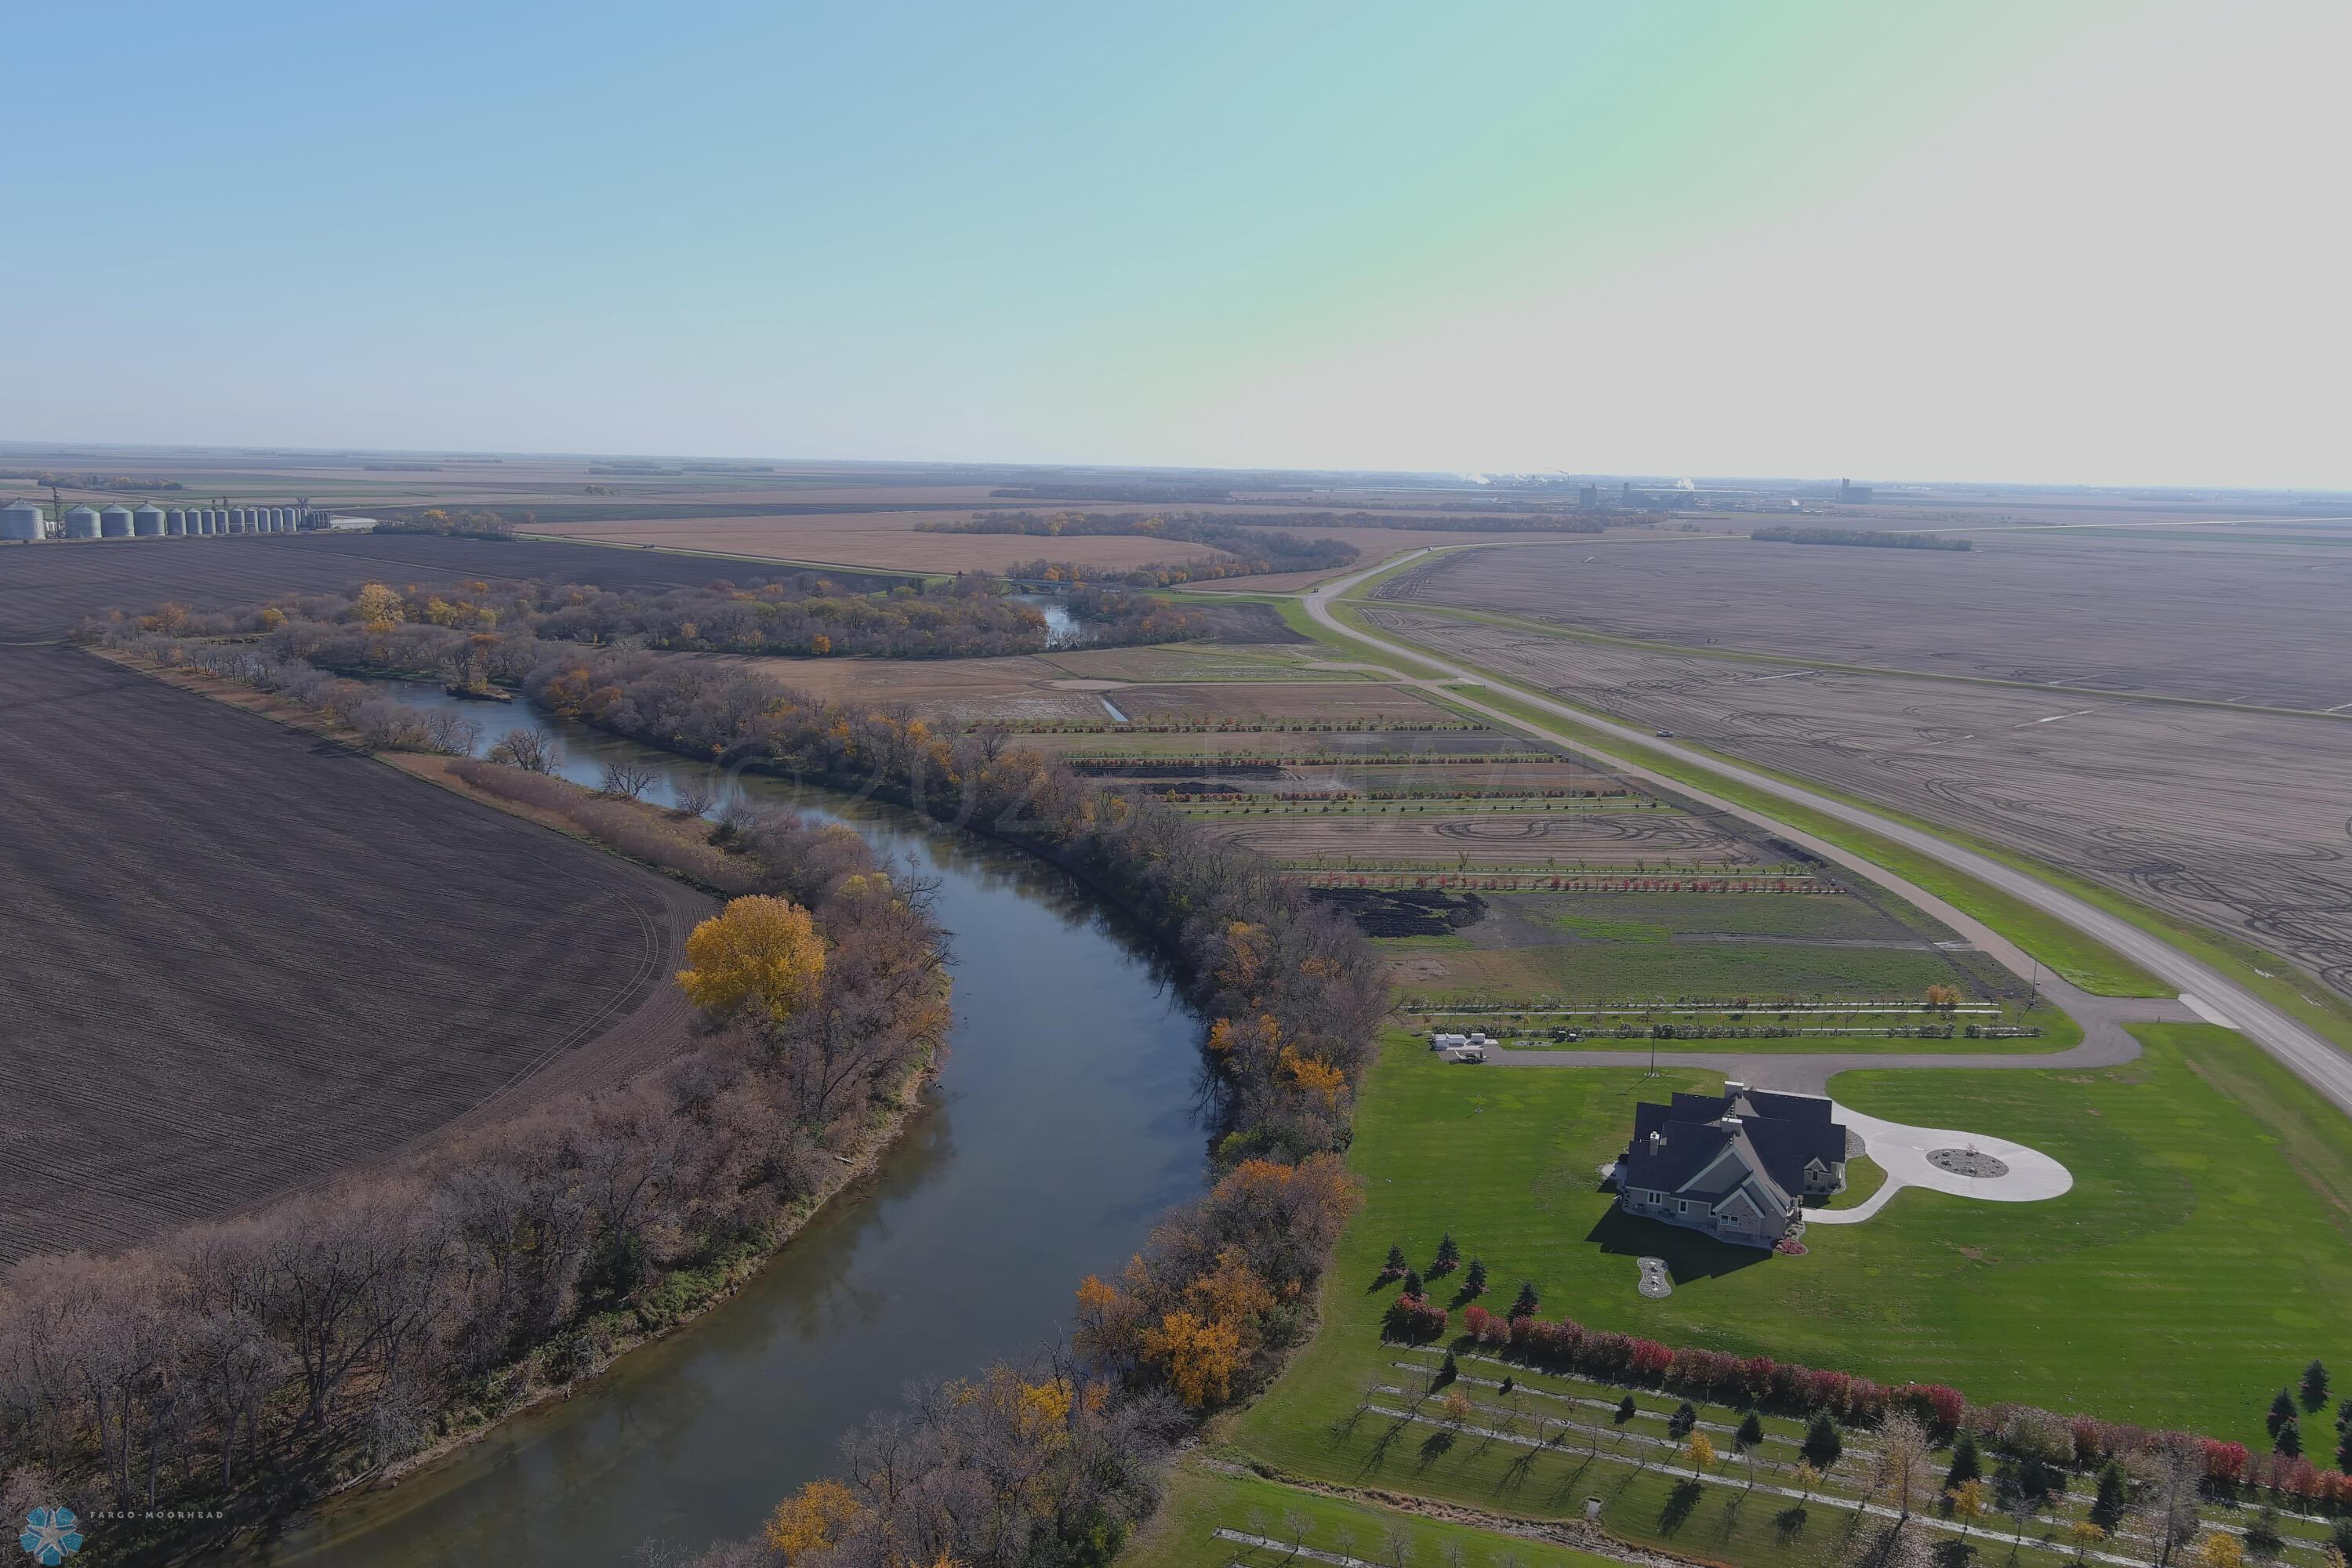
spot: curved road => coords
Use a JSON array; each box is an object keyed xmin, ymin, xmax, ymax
[{"xmin": 1298, "ymin": 546, "xmax": 2352, "ymax": 1113}]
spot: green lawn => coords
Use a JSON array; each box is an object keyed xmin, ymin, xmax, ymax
[
  {"xmin": 1124, "ymin": 1459, "xmax": 1628, "ymax": 1568},
  {"xmin": 1233, "ymin": 1024, "xmax": 2352, "ymax": 1459}
]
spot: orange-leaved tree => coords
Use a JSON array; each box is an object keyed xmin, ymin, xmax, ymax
[{"xmin": 677, "ymin": 895, "xmax": 826, "ymax": 1024}]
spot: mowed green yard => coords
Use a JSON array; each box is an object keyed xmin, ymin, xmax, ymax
[
  {"xmin": 1387, "ymin": 938, "xmax": 1978, "ymax": 1003},
  {"xmin": 1234, "ymin": 1023, "xmax": 2352, "ymax": 1462}
]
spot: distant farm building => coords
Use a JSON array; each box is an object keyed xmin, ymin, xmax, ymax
[{"xmin": 1838, "ymin": 478, "xmax": 1874, "ymax": 503}]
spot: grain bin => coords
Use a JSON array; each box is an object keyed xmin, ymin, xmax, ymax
[
  {"xmin": 165, "ymin": 507, "xmax": 186, "ymax": 535},
  {"xmin": 0, "ymin": 502, "xmax": 44, "ymax": 541},
  {"xmin": 269, "ymin": 506, "xmax": 287, "ymax": 532},
  {"xmin": 228, "ymin": 507, "xmax": 248, "ymax": 532},
  {"xmin": 132, "ymin": 505, "xmax": 165, "ymax": 537},
  {"xmin": 100, "ymin": 505, "xmax": 134, "ymax": 538},
  {"xmin": 65, "ymin": 506, "xmax": 100, "ymax": 539},
  {"xmin": 197, "ymin": 508, "xmax": 216, "ymax": 535}
]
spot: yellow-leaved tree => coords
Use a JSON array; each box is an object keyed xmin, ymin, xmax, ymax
[
  {"xmin": 677, "ymin": 895, "xmax": 826, "ymax": 1024},
  {"xmin": 766, "ymin": 1477, "xmax": 865, "ymax": 1557}
]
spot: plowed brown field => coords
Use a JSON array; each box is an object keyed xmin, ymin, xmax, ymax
[{"xmin": 0, "ymin": 645, "xmax": 710, "ymax": 1261}]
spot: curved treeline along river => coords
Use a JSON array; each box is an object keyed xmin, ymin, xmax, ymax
[{"xmin": 244, "ymin": 683, "xmax": 1208, "ymax": 1566}]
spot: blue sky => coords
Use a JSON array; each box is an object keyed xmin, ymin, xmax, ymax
[{"xmin": 7, "ymin": 2, "xmax": 2347, "ymax": 485}]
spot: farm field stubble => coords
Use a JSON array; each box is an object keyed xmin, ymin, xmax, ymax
[
  {"xmin": 0, "ymin": 532, "xmax": 879, "ymax": 641},
  {"xmin": 1381, "ymin": 530, "xmax": 2352, "ymax": 708},
  {"xmin": 1363, "ymin": 605, "xmax": 2352, "ymax": 1010},
  {"xmin": 0, "ymin": 645, "xmax": 710, "ymax": 1261}
]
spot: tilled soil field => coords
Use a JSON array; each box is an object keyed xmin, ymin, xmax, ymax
[
  {"xmin": 0, "ymin": 532, "xmax": 882, "ymax": 641},
  {"xmin": 1380, "ymin": 530, "xmax": 2352, "ymax": 709},
  {"xmin": 0, "ymin": 646, "xmax": 710, "ymax": 1261},
  {"xmin": 1367, "ymin": 605, "xmax": 2352, "ymax": 1003}
]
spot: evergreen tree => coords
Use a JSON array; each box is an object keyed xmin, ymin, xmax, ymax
[
  {"xmin": 1510, "ymin": 1280, "xmax": 1540, "ymax": 1319},
  {"xmin": 1463, "ymin": 1258, "xmax": 1488, "ymax": 1297},
  {"xmin": 1385, "ymin": 1243, "xmax": 1408, "ymax": 1275},
  {"xmin": 2090, "ymin": 1461, "xmax": 2129, "ymax": 1533},
  {"xmin": 1737, "ymin": 1411, "xmax": 1766, "ymax": 1451},
  {"xmin": 1946, "ymin": 1432, "xmax": 1982, "ymax": 1488},
  {"xmin": 2304, "ymin": 1360, "xmax": 2332, "ymax": 1412},
  {"xmin": 1802, "ymin": 1411, "xmax": 1843, "ymax": 1469},
  {"xmin": 2277, "ymin": 1417, "xmax": 2303, "ymax": 1459},
  {"xmin": 1439, "ymin": 1349, "xmax": 1458, "ymax": 1385},
  {"xmin": 1668, "ymin": 1401, "xmax": 1698, "ymax": 1441},
  {"xmin": 1499, "ymin": 1376, "xmax": 1515, "ymax": 1396},
  {"xmin": 1432, "ymin": 1233, "xmax": 1461, "ymax": 1275},
  {"xmin": 1402, "ymin": 1269, "xmax": 1424, "ymax": 1298},
  {"xmin": 1615, "ymin": 1394, "xmax": 1638, "ymax": 1425},
  {"xmin": 2337, "ymin": 1425, "xmax": 2352, "ymax": 1475},
  {"xmin": 2268, "ymin": 1387, "xmax": 2298, "ymax": 1439}
]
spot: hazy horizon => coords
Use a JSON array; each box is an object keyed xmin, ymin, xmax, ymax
[{"xmin": 9, "ymin": 1, "xmax": 2348, "ymax": 488}]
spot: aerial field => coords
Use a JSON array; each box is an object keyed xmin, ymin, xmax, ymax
[
  {"xmin": 1378, "ymin": 528, "xmax": 2352, "ymax": 709},
  {"xmin": 523, "ymin": 516, "xmax": 1627, "ymax": 582},
  {"xmin": 0, "ymin": 645, "xmax": 710, "ymax": 1261},
  {"xmin": 1359, "ymin": 604, "xmax": 2352, "ymax": 1009}
]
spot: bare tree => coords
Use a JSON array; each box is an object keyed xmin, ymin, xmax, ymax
[
  {"xmin": 1870, "ymin": 1414, "xmax": 1936, "ymax": 1522},
  {"xmin": 1384, "ymin": 1524, "xmax": 1414, "ymax": 1568},
  {"xmin": 671, "ymin": 774, "xmax": 719, "ymax": 818},
  {"xmin": 2139, "ymin": 1433, "xmax": 2208, "ymax": 1568},
  {"xmin": 489, "ymin": 726, "xmax": 559, "ymax": 774},
  {"xmin": 599, "ymin": 760, "xmax": 658, "ymax": 800},
  {"xmin": 1283, "ymin": 1508, "xmax": 1312, "ymax": 1555}
]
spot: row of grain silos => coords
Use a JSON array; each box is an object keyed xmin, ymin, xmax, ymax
[{"xmin": 0, "ymin": 502, "xmax": 316, "ymax": 542}]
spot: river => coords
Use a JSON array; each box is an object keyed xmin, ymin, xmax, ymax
[{"xmin": 255, "ymin": 684, "xmax": 1207, "ymax": 1566}]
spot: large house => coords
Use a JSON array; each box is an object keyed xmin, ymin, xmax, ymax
[{"xmin": 1611, "ymin": 1083, "xmax": 1849, "ymax": 1247}]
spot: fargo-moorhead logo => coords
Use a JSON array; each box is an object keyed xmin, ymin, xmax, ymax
[{"xmin": 18, "ymin": 1508, "xmax": 80, "ymax": 1565}]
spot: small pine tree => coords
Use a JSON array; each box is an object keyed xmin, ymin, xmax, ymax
[
  {"xmin": 1499, "ymin": 1375, "xmax": 1515, "ymax": 1395},
  {"xmin": 1439, "ymin": 1349, "xmax": 1458, "ymax": 1385},
  {"xmin": 1615, "ymin": 1394, "xmax": 1638, "ymax": 1425},
  {"xmin": 1432, "ymin": 1233, "xmax": 1461, "ymax": 1275},
  {"xmin": 2278, "ymin": 1417, "xmax": 2303, "ymax": 1459},
  {"xmin": 1802, "ymin": 1410, "xmax": 1843, "ymax": 1469},
  {"xmin": 1510, "ymin": 1280, "xmax": 1540, "ymax": 1319},
  {"xmin": 1402, "ymin": 1269, "xmax": 1424, "ymax": 1298},
  {"xmin": 2269, "ymin": 1387, "xmax": 2298, "ymax": 1439},
  {"xmin": 2305, "ymin": 1360, "xmax": 2332, "ymax": 1412},
  {"xmin": 1385, "ymin": 1243, "xmax": 1408, "ymax": 1274},
  {"xmin": 1947, "ymin": 1431, "xmax": 1982, "ymax": 1487},
  {"xmin": 2091, "ymin": 1461, "xmax": 2129, "ymax": 1533},
  {"xmin": 1737, "ymin": 1411, "xmax": 1766, "ymax": 1451},
  {"xmin": 2337, "ymin": 1426, "xmax": 2352, "ymax": 1475},
  {"xmin": 1464, "ymin": 1258, "xmax": 1488, "ymax": 1297},
  {"xmin": 1668, "ymin": 1401, "xmax": 1698, "ymax": 1441}
]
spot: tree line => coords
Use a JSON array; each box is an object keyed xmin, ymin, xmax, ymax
[
  {"xmin": 101, "ymin": 587, "xmax": 1393, "ymax": 1566},
  {"xmin": 0, "ymin": 782, "xmax": 950, "ymax": 1560},
  {"xmin": 121, "ymin": 570, "xmax": 1196, "ymax": 663},
  {"xmin": 1751, "ymin": 525, "xmax": 1972, "ymax": 550},
  {"xmin": 916, "ymin": 510, "xmax": 1361, "ymax": 584}
]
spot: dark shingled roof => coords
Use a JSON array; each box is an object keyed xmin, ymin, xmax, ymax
[{"xmin": 1620, "ymin": 1088, "xmax": 1847, "ymax": 1216}]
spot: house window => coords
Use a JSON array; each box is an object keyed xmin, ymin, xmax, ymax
[{"xmin": 1678, "ymin": 1200, "xmax": 1690, "ymax": 1214}]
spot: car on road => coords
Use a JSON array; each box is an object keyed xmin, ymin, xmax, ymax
[{"xmin": 1654, "ymin": 728, "xmax": 1675, "ymax": 737}]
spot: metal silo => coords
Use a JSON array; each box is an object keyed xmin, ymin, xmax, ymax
[
  {"xmin": 100, "ymin": 505, "xmax": 135, "ymax": 538},
  {"xmin": 165, "ymin": 507, "xmax": 186, "ymax": 535},
  {"xmin": 198, "ymin": 508, "xmax": 217, "ymax": 535},
  {"xmin": 132, "ymin": 504, "xmax": 165, "ymax": 537},
  {"xmin": 65, "ymin": 506, "xmax": 100, "ymax": 539},
  {"xmin": 231, "ymin": 507, "xmax": 251, "ymax": 532},
  {"xmin": 268, "ymin": 506, "xmax": 286, "ymax": 532},
  {"xmin": 0, "ymin": 502, "xmax": 43, "ymax": 542}
]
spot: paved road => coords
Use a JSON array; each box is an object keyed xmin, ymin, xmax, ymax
[{"xmin": 1300, "ymin": 547, "xmax": 2352, "ymax": 1112}]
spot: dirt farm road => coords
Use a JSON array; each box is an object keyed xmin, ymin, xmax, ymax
[{"xmin": 1300, "ymin": 547, "xmax": 2352, "ymax": 1114}]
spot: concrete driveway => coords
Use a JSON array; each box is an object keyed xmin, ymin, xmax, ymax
[{"xmin": 1806, "ymin": 1103, "xmax": 2074, "ymax": 1225}]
